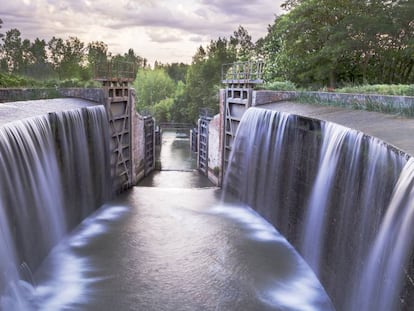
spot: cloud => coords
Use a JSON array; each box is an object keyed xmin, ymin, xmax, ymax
[
  {"xmin": 0, "ymin": 0, "xmax": 284, "ymax": 64},
  {"xmin": 146, "ymin": 29, "xmax": 183, "ymax": 43}
]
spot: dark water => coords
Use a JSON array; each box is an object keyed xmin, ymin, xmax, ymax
[
  {"xmin": 26, "ymin": 131, "xmax": 334, "ymax": 310},
  {"xmin": 30, "ymin": 185, "xmax": 333, "ymax": 310},
  {"xmin": 158, "ymin": 130, "xmax": 197, "ymax": 171}
]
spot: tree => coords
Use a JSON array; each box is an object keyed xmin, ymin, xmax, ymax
[
  {"xmin": 133, "ymin": 68, "xmax": 175, "ymax": 114},
  {"xmin": 0, "ymin": 18, "xmax": 4, "ymax": 40},
  {"xmin": 2, "ymin": 28, "xmax": 23, "ymax": 73},
  {"xmin": 48, "ymin": 36, "xmax": 85, "ymax": 79},
  {"xmin": 48, "ymin": 36, "xmax": 65, "ymax": 78},
  {"xmin": 181, "ymin": 37, "xmax": 235, "ymax": 122},
  {"xmin": 229, "ymin": 25, "xmax": 255, "ymax": 61},
  {"xmin": 263, "ymin": 0, "xmax": 414, "ymax": 87}
]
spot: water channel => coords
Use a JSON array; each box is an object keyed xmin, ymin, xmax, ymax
[{"xmin": 26, "ymin": 130, "xmax": 333, "ymax": 310}]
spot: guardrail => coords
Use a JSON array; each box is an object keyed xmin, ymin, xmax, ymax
[
  {"xmin": 158, "ymin": 122, "xmax": 194, "ymax": 129},
  {"xmin": 94, "ymin": 60, "xmax": 137, "ymax": 82},
  {"xmin": 221, "ymin": 60, "xmax": 265, "ymax": 84}
]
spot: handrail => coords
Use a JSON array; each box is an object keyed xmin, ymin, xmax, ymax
[
  {"xmin": 221, "ymin": 60, "xmax": 265, "ymax": 84},
  {"xmin": 94, "ymin": 60, "xmax": 137, "ymax": 82}
]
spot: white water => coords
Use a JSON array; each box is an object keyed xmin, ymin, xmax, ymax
[
  {"xmin": 301, "ymin": 122, "xmax": 354, "ymax": 274},
  {"xmin": 224, "ymin": 107, "xmax": 414, "ymax": 310},
  {"xmin": 0, "ymin": 106, "xmax": 112, "ymax": 309},
  {"xmin": 351, "ymin": 157, "xmax": 414, "ymax": 310}
]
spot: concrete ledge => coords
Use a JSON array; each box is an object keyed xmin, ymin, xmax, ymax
[
  {"xmin": 253, "ymin": 90, "xmax": 414, "ymax": 116},
  {"xmin": 0, "ymin": 88, "xmax": 104, "ymax": 104}
]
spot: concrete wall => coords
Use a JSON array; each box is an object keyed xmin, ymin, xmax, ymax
[
  {"xmin": 130, "ymin": 89, "xmax": 147, "ymax": 184},
  {"xmin": 207, "ymin": 113, "xmax": 222, "ymax": 186},
  {"xmin": 253, "ymin": 90, "xmax": 414, "ymax": 113},
  {"xmin": 0, "ymin": 88, "xmax": 104, "ymax": 103},
  {"xmin": 0, "ymin": 87, "xmax": 148, "ymax": 188}
]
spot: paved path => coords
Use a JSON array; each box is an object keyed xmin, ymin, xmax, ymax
[
  {"xmin": 259, "ymin": 102, "xmax": 414, "ymax": 156},
  {"xmin": 0, "ymin": 98, "xmax": 98, "ymax": 125}
]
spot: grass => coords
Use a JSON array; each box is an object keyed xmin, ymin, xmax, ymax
[
  {"xmin": 334, "ymin": 84, "xmax": 414, "ymax": 97},
  {"xmin": 0, "ymin": 73, "xmax": 101, "ymax": 89},
  {"xmin": 263, "ymin": 80, "xmax": 414, "ymax": 97},
  {"xmin": 296, "ymin": 92, "xmax": 414, "ymax": 117}
]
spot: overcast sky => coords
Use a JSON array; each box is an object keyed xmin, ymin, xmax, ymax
[{"xmin": 1, "ymin": 0, "xmax": 285, "ymax": 65}]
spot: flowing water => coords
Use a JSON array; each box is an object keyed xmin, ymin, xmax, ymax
[
  {"xmin": 0, "ymin": 119, "xmax": 334, "ymax": 310},
  {"xmin": 0, "ymin": 106, "xmax": 111, "ymax": 309},
  {"xmin": 225, "ymin": 107, "xmax": 414, "ymax": 310},
  {"xmin": 4, "ymin": 104, "xmax": 414, "ymax": 310}
]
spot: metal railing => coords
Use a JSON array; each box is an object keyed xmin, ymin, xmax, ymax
[
  {"xmin": 94, "ymin": 60, "xmax": 137, "ymax": 82},
  {"xmin": 221, "ymin": 60, "xmax": 265, "ymax": 84}
]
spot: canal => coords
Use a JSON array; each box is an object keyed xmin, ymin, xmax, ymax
[{"xmin": 28, "ymin": 130, "xmax": 333, "ymax": 310}]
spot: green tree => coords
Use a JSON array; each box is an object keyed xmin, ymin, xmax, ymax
[
  {"xmin": 48, "ymin": 36, "xmax": 85, "ymax": 79},
  {"xmin": 155, "ymin": 62, "xmax": 189, "ymax": 83},
  {"xmin": 0, "ymin": 18, "xmax": 3, "ymax": 40},
  {"xmin": 133, "ymin": 68, "xmax": 175, "ymax": 114},
  {"xmin": 264, "ymin": 0, "xmax": 414, "ymax": 87},
  {"xmin": 179, "ymin": 37, "xmax": 235, "ymax": 123},
  {"xmin": 229, "ymin": 25, "xmax": 255, "ymax": 61},
  {"xmin": 2, "ymin": 28, "xmax": 23, "ymax": 73}
]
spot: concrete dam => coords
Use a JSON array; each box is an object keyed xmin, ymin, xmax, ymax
[{"xmin": 1, "ymin": 80, "xmax": 414, "ymax": 309}]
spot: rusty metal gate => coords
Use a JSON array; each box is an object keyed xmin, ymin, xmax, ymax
[
  {"xmin": 221, "ymin": 61, "xmax": 264, "ymax": 177},
  {"xmin": 144, "ymin": 116, "xmax": 155, "ymax": 176},
  {"xmin": 198, "ymin": 117, "xmax": 209, "ymax": 175}
]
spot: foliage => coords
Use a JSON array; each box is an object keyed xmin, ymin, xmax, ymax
[
  {"xmin": 0, "ymin": 19, "xmax": 146, "ymax": 86},
  {"xmin": 0, "ymin": 72, "xmax": 36, "ymax": 87},
  {"xmin": 155, "ymin": 62, "xmax": 189, "ymax": 83},
  {"xmin": 264, "ymin": 0, "xmax": 414, "ymax": 88},
  {"xmin": 335, "ymin": 84, "xmax": 414, "ymax": 97},
  {"xmin": 133, "ymin": 68, "xmax": 175, "ymax": 114},
  {"xmin": 263, "ymin": 81, "xmax": 297, "ymax": 91}
]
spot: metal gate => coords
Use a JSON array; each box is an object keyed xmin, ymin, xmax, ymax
[
  {"xmin": 198, "ymin": 117, "xmax": 209, "ymax": 175},
  {"xmin": 144, "ymin": 116, "xmax": 155, "ymax": 175},
  {"xmin": 221, "ymin": 61, "xmax": 264, "ymax": 177}
]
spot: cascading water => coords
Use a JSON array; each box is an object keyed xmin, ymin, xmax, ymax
[
  {"xmin": 223, "ymin": 107, "xmax": 414, "ymax": 310},
  {"xmin": 301, "ymin": 122, "xmax": 356, "ymax": 275},
  {"xmin": 351, "ymin": 157, "xmax": 414, "ymax": 311},
  {"xmin": 0, "ymin": 105, "xmax": 112, "ymax": 309}
]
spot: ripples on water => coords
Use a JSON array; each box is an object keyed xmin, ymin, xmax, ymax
[
  {"xmin": 10, "ymin": 129, "xmax": 333, "ymax": 310},
  {"xmin": 25, "ymin": 187, "xmax": 333, "ymax": 311}
]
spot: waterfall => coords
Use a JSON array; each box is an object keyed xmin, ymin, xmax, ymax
[
  {"xmin": 300, "ymin": 122, "xmax": 356, "ymax": 275},
  {"xmin": 0, "ymin": 106, "xmax": 112, "ymax": 309},
  {"xmin": 223, "ymin": 107, "xmax": 413, "ymax": 310}
]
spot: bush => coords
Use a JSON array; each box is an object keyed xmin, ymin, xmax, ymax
[
  {"xmin": 336, "ymin": 84, "xmax": 414, "ymax": 96},
  {"xmin": 0, "ymin": 73, "xmax": 36, "ymax": 88},
  {"xmin": 263, "ymin": 80, "xmax": 297, "ymax": 91}
]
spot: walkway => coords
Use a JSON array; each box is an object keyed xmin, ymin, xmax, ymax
[
  {"xmin": 0, "ymin": 98, "xmax": 97, "ymax": 125},
  {"xmin": 259, "ymin": 101, "xmax": 414, "ymax": 156}
]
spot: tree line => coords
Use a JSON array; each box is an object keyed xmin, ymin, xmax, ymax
[
  {"xmin": 1, "ymin": 0, "xmax": 413, "ymax": 124},
  {"xmin": 134, "ymin": 0, "xmax": 413, "ymax": 123},
  {"xmin": 263, "ymin": 0, "xmax": 414, "ymax": 87},
  {"xmin": 0, "ymin": 18, "xmax": 146, "ymax": 82}
]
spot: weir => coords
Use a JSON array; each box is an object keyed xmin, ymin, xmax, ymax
[
  {"xmin": 0, "ymin": 105, "xmax": 112, "ymax": 308},
  {"xmin": 2, "ymin": 62, "xmax": 414, "ymax": 310},
  {"xmin": 223, "ymin": 107, "xmax": 414, "ymax": 310}
]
